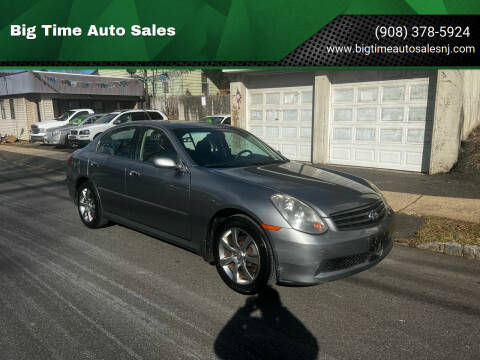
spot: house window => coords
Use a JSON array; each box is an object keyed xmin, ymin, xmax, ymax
[
  {"xmin": 1, "ymin": 100, "xmax": 5, "ymax": 119},
  {"xmin": 201, "ymin": 72, "xmax": 209, "ymax": 95},
  {"xmin": 9, "ymin": 99, "xmax": 15, "ymax": 119},
  {"xmin": 163, "ymin": 81, "xmax": 169, "ymax": 94}
]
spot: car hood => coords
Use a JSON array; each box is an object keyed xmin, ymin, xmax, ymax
[
  {"xmin": 49, "ymin": 124, "xmax": 80, "ymax": 132},
  {"xmin": 33, "ymin": 120, "xmax": 68, "ymax": 129},
  {"xmin": 76, "ymin": 123, "xmax": 106, "ymax": 131},
  {"xmin": 212, "ymin": 161, "xmax": 380, "ymax": 216},
  {"xmin": 61, "ymin": 123, "xmax": 81, "ymax": 130}
]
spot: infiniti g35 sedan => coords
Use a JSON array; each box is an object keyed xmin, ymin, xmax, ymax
[{"xmin": 67, "ymin": 121, "xmax": 394, "ymax": 294}]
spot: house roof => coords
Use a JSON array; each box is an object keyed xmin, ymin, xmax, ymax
[{"xmin": 0, "ymin": 70, "xmax": 143, "ymax": 97}]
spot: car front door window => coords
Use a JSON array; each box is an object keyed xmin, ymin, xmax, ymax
[
  {"xmin": 97, "ymin": 127, "xmax": 137, "ymax": 159},
  {"xmin": 139, "ymin": 128, "xmax": 177, "ymax": 163},
  {"xmin": 116, "ymin": 113, "xmax": 132, "ymax": 124}
]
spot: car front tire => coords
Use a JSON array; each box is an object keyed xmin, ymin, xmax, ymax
[
  {"xmin": 214, "ymin": 215, "xmax": 275, "ymax": 295},
  {"xmin": 77, "ymin": 182, "xmax": 108, "ymax": 229}
]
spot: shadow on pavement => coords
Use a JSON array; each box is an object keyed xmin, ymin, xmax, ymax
[{"xmin": 214, "ymin": 287, "xmax": 318, "ymax": 360}]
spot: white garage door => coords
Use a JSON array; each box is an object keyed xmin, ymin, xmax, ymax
[
  {"xmin": 247, "ymin": 86, "xmax": 313, "ymax": 161},
  {"xmin": 329, "ymin": 79, "xmax": 432, "ymax": 172}
]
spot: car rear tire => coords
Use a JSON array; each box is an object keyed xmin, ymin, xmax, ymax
[
  {"xmin": 214, "ymin": 215, "xmax": 275, "ymax": 295},
  {"xmin": 77, "ymin": 182, "xmax": 108, "ymax": 229}
]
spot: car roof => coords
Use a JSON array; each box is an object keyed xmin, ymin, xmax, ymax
[
  {"xmin": 71, "ymin": 108, "xmax": 93, "ymax": 111},
  {"xmin": 117, "ymin": 109, "xmax": 163, "ymax": 113},
  {"xmin": 124, "ymin": 120, "xmax": 233, "ymax": 130},
  {"xmin": 201, "ymin": 114, "xmax": 230, "ymax": 118}
]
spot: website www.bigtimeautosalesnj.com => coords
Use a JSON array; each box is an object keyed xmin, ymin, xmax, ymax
[{"xmin": 326, "ymin": 43, "xmax": 476, "ymax": 56}]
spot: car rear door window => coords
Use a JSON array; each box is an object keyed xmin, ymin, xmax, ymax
[
  {"xmin": 132, "ymin": 112, "xmax": 148, "ymax": 121},
  {"xmin": 97, "ymin": 127, "xmax": 137, "ymax": 159},
  {"xmin": 139, "ymin": 128, "xmax": 176, "ymax": 163},
  {"xmin": 147, "ymin": 111, "xmax": 164, "ymax": 120}
]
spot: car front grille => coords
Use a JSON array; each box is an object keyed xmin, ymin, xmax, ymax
[
  {"xmin": 70, "ymin": 130, "xmax": 78, "ymax": 135},
  {"xmin": 31, "ymin": 125, "xmax": 39, "ymax": 134},
  {"xmin": 318, "ymin": 252, "xmax": 369, "ymax": 273},
  {"xmin": 330, "ymin": 200, "xmax": 386, "ymax": 231}
]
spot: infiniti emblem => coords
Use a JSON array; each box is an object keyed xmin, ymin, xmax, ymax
[{"xmin": 368, "ymin": 210, "xmax": 379, "ymax": 221}]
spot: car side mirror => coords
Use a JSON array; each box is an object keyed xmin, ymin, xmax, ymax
[
  {"xmin": 152, "ymin": 156, "xmax": 188, "ymax": 173},
  {"xmin": 152, "ymin": 156, "xmax": 178, "ymax": 169},
  {"xmin": 113, "ymin": 119, "xmax": 121, "ymax": 125}
]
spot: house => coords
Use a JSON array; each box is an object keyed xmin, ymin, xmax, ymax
[
  {"xmin": 98, "ymin": 69, "xmax": 230, "ymax": 120},
  {"xmin": 0, "ymin": 70, "xmax": 144, "ymax": 140},
  {"xmin": 226, "ymin": 69, "xmax": 480, "ymax": 174},
  {"xmin": 97, "ymin": 69, "xmax": 222, "ymax": 97}
]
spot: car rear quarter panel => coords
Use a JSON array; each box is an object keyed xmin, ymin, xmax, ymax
[{"xmin": 67, "ymin": 148, "xmax": 91, "ymax": 201}]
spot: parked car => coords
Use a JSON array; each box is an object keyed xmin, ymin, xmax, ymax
[
  {"xmin": 67, "ymin": 121, "xmax": 394, "ymax": 294},
  {"xmin": 68, "ymin": 109, "xmax": 167, "ymax": 147},
  {"xmin": 44, "ymin": 113, "xmax": 105, "ymax": 146},
  {"xmin": 199, "ymin": 114, "xmax": 231, "ymax": 125},
  {"xmin": 30, "ymin": 109, "xmax": 94, "ymax": 142}
]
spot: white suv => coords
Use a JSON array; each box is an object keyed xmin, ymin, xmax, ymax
[
  {"xmin": 68, "ymin": 109, "xmax": 167, "ymax": 146},
  {"xmin": 30, "ymin": 109, "xmax": 94, "ymax": 142}
]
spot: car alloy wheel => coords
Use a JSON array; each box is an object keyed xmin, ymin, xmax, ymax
[
  {"xmin": 77, "ymin": 182, "xmax": 108, "ymax": 229},
  {"xmin": 79, "ymin": 187, "xmax": 96, "ymax": 224},
  {"xmin": 218, "ymin": 227, "xmax": 261, "ymax": 285},
  {"xmin": 214, "ymin": 215, "xmax": 275, "ymax": 295}
]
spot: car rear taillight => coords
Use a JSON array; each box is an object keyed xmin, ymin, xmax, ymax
[{"xmin": 67, "ymin": 155, "xmax": 73, "ymax": 166}]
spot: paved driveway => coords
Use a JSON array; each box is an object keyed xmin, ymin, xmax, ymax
[{"xmin": 0, "ymin": 154, "xmax": 479, "ymax": 359}]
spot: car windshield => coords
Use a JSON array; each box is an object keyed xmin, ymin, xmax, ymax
[
  {"xmin": 94, "ymin": 113, "xmax": 117, "ymax": 124},
  {"xmin": 199, "ymin": 116, "xmax": 225, "ymax": 124},
  {"xmin": 173, "ymin": 128, "xmax": 286, "ymax": 167},
  {"xmin": 55, "ymin": 110, "xmax": 76, "ymax": 121},
  {"xmin": 68, "ymin": 114, "xmax": 88, "ymax": 125}
]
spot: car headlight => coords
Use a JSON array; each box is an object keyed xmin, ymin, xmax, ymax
[
  {"xmin": 52, "ymin": 130, "xmax": 60, "ymax": 136},
  {"xmin": 271, "ymin": 194, "xmax": 327, "ymax": 234},
  {"xmin": 79, "ymin": 130, "xmax": 90, "ymax": 135}
]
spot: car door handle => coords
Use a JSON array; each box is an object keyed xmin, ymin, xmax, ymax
[
  {"xmin": 89, "ymin": 161, "xmax": 99, "ymax": 168},
  {"xmin": 128, "ymin": 170, "xmax": 141, "ymax": 177}
]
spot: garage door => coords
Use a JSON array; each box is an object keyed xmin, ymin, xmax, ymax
[
  {"xmin": 329, "ymin": 79, "xmax": 432, "ymax": 172},
  {"xmin": 247, "ymin": 86, "xmax": 313, "ymax": 161}
]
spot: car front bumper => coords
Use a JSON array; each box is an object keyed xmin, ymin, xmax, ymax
[
  {"xmin": 44, "ymin": 133, "xmax": 68, "ymax": 145},
  {"xmin": 68, "ymin": 134, "xmax": 90, "ymax": 146},
  {"xmin": 270, "ymin": 212, "xmax": 395, "ymax": 286},
  {"xmin": 31, "ymin": 134, "xmax": 46, "ymax": 142}
]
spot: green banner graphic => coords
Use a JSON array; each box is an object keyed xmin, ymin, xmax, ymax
[{"xmin": 0, "ymin": 0, "xmax": 479, "ymax": 62}]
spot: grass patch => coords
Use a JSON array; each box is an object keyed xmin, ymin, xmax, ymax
[{"xmin": 411, "ymin": 216, "xmax": 480, "ymax": 246}]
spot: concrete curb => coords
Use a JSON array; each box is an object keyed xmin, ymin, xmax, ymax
[{"xmin": 395, "ymin": 239, "xmax": 480, "ymax": 261}]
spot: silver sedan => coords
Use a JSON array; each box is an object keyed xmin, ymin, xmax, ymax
[{"xmin": 67, "ymin": 121, "xmax": 394, "ymax": 294}]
